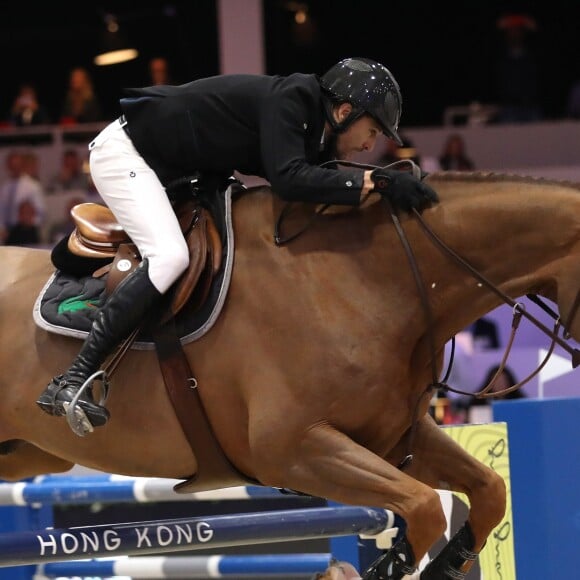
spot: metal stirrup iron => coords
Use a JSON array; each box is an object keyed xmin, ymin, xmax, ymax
[{"xmin": 64, "ymin": 370, "xmax": 109, "ymax": 437}]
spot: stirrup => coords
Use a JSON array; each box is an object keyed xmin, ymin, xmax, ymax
[{"xmin": 64, "ymin": 370, "xmax": 110, "ymax": 437}]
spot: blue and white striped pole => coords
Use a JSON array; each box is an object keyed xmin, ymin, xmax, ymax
[
  {"xmin": 37, "ymin": 554, "xmax": 333, "ymax": 578},
  {"xmin": 0, "ymin": 477, "xmax": 284, "ymax": 506},
  {"xmin": 0, "ymin": 506, "xmax": 393, "ymax": 567}
]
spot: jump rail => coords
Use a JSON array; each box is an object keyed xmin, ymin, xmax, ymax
[
  {"xmin": 0, "ymin": 476, "xmax": 285, "ymax": 506},
  {"xmin": 0, "ymin": 506, "xmax": 394, "ymax": 567},
  {"xmin": 36, "ymin": 554, "xmax": 333, "ymax": 578}
]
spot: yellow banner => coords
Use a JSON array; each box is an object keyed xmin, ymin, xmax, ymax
[{"xmin": 442, "ymin": 422, "xmax": 516, "ymax": 579}]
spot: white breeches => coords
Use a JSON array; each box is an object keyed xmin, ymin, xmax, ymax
[{"xmin": 88, "ymin": 119, "xmax": 189, "ymax": 293}]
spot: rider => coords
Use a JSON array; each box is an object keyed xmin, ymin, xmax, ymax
[{"xmin": 37, "ymin": 57, "xmax": 439, "ymax": 432}]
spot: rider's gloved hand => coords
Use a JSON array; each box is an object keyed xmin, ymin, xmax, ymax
[{"xmin": 370, "ymin": 168, "xmax": 439, "ymax": 213}]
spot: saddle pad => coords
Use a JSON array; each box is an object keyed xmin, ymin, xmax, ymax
[{"xmin": 33, "ymin": 183, "xmax": 237, "ymax": 350}]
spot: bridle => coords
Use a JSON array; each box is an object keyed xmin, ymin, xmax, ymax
[
  {"xmin": 385, "ymin": 161, "xmax": 580, "ymax": 468},
  {"xmin": 386, "ymin": 161, "xmax": 579, "ymax": 378},
  {"xmin": 406, "ymin": 208, "xmax": 580, "ymax": 391}
]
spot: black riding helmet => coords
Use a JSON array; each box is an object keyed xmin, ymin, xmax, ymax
[{"xmin": 319, "ymin": 57, "xmax": 403, "ymax": 145}]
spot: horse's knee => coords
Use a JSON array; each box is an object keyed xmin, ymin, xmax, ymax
[
  {"xmin": 408, "ymin": 487, "xmax": 447, "ymax": 539},
  {"xmin": 461, "ymin": 464, "xmax": 507, "ymax": 552},
  {"xmin": 474, "ymin": 467, "xmax": 506, "ymax": 525}
]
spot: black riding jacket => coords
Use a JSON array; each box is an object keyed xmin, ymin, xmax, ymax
[{"xmin": 119, "ymin": 73, "xmax": 363, "ymax": 205}]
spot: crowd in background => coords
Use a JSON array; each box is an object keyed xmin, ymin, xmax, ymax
[
  {"xmin": 0, "ymin": 57, "xmax": 173, "ymax": 248},
  {"xmin": 3, "ymin": 10, "xmax": 580, "ymax": 130},
  {"xmin": 0, "ymin": 148, "xmax": 102, "ymax": 248},
  {"xmin": 0, "ymin": 125, "xmax": 481, "ymax": 251},
  {"xmin": 3, "ymin": 57, "xmax": 172, "ymax": 129}
]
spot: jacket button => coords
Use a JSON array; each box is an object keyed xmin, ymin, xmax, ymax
[{"xmin": 345, "ymin": 180, "xmax": 353, "ymax": 187}]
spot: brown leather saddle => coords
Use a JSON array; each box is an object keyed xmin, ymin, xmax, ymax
[
  {"xmin": 68, "ymin": 200, "xmax": 222, "ymax": 316},
  {"xmin": 65, "ymin": 200, "xmax": 257, "ymax": 492}
]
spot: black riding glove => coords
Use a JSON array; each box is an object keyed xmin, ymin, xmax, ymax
[{"xmin": 370, "ymin": 168, "xmax": 439, "ymax": 213}]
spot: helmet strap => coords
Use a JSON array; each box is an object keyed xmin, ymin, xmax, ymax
[{"xmin": 323, "ymin": 98, "xmax": 364, "ymax": 134}]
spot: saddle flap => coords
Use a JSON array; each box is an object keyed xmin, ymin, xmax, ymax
[{"xmin": 167, "ymin": 209, "xmax": 209, "ymax": 318}]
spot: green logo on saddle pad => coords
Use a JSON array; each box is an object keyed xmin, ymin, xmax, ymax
[{"xmin": 58, "ymin": 296, "xmax": 101, "ymax": 314}]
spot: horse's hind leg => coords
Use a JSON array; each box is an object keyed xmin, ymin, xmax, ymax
[
  {"xmin": 251, "ymin": 422, "xmax": 447, "ymax": 576},
  {"xmin": 388, "ymin": 414, "xmax": 506, "ymax": 577}
]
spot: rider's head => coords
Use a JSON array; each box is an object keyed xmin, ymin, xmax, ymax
[{"xmin": 319, "ymin": 57, "xmax": 403, "ymax": 146}]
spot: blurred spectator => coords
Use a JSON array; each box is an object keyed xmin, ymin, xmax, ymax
[
  {"xmin": 148, "ymin": 56, "xmax": 173, "ymax": 86},
  {"xmin": 0, "ymin": 151, "xmax": 46, "ymax": 244},
  {"xmin": 494, "ymin": 12, "xmax": 542, "ymax": 123},
  {"xmin": 7, "ymin": 82, "xmax": 51, "ymax": 126},
  {"xmin": 376, "ymin": 134, "xmax": 441, "ymax": 173},
  {"xmin": 5, "ymin": 199, "xmax": 41, "ymax": 246},
  {"xmin": 376, "ymin": 134, "xmax": 421, "ymax": 166},
  {"xmin": 455, "ymin": 364, "xmax": 525, "ymax": 424},
  {"xmin": 60, "ymin": 67, "xmax": 104, "ymax": 124},
  {"xmin": 22, "ymin": 151, "xmax": 41, "ymax": 181},
  {"xmin": 46, "ymin": 148, "xmax": 90, "ymax": 193},
  {"xmin": 394, "ymin": 135, "xmax": 421, "ymax": 167},
  {"xmin": 470, "ymin": 316, "xmax": 499, "ymax": 350},
  {"xmin": 438, "ymin": 133, "xmax": 475, "ymax": 171}
]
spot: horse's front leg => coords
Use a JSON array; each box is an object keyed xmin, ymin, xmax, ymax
[
  {"xmin": 251, "ymin": 421, "xmax": 447, "ymax": 579},
  {"xmin": 388, "ymin": 414, "xmax": 506, "ymax": 578}
]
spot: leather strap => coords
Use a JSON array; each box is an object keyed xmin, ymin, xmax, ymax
[
  {"xmin": 105, "ymin": 243, "xmax": 140, "ymax": 295},
  {"xmin": 152, "ymin": 317, "xmax": 258, "ymax": 492}
]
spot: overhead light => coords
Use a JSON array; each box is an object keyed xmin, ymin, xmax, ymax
[
  {"xmin": 94, "ymin": 14, "xmax": 139, "ymax": 66},
  {"xmin": 95, "ymin": 47, "xmax": 139, "ymax": 66}
]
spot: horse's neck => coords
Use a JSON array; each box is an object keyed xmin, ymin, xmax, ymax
[{"xmin": 420, "ymin": 173, "xmax": 580, "ymax": 338}]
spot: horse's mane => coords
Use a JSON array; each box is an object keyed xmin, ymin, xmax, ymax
[{"xmin": 427, "ymin": 170, "xmax": 580, "ymax": 191}]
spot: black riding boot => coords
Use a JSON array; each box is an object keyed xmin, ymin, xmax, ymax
[{"xmin": 37, "ymin": 259, "xmax": 162, "ymax": 428}]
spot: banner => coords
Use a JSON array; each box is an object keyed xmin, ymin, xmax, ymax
[{"xmin": 438, "ymin": 422, "xmax": 516, "ymax": 579}]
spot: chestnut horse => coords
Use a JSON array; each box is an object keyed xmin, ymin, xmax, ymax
[{"xmin": 1, "ymin": 171, "xmax": 579, "ymax": 577}]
